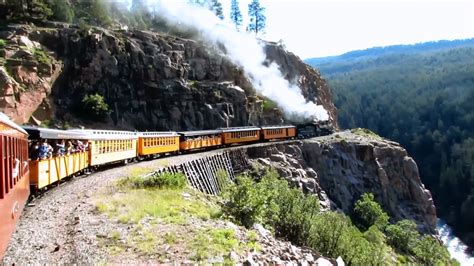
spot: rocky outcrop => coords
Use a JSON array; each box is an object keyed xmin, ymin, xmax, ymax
[
  {"xmin": 0, "ymin": 24, "xmax": 337, "ymax": 130},
  {"xmin": 241, "ymin": 131, "xmax": 437, "ymax": 233},
  {"xmin": 0, "ymin": 27, "xmax": 62, "ymax": 124}
]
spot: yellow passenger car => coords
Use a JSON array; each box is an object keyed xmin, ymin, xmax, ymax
[
  {"xmin": 221, "ymin": 127, "xmax": 261, "ymax": 145},
  {"xmin": 179, "ymin": 130, "xmax": 222, "ymax": 151},
  {"xmin": 261, "ymin": 125, "xmax": 296, "ymax": 140},
  {"xmin": 23, "ymin": 127, "xmax": 90, "ymax": 189},
  {"xmin": 71, "ymin": 129, "xmax": 138, "ymax": 166},
  {"xmin": 138, "ymin": 132, "xmax": 179, "ymax": 158}
]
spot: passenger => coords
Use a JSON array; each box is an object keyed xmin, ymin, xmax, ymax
[
  {"xmin": 29, "ymin": 141, "xmax": 40, "ymax": 160},
  {"xmin": 12, "ymin": 158, "xmax": 20, "ymax": 178},
  {"xmin": 47, "ymin": 141, "xmax": 53, "ymax": 158},
  {"xmin": 75, "ymin": 140, "xmax": 85, "ymax": 152},
  {"xmin": 55, "ymin": 140, "xmax": 66, "ymax": 156},
  {"xmin": 83, "ymin": 140, "xmax": 89, "ymax": 151},
  {"xmin": 38, "ymin": 139, "xmax": 52, "ymax": 160},
  {"xmin": 65, "ymin": 140, "xmax": 74, "ymax": 155}
]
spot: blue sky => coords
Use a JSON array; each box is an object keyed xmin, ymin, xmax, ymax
[{"xmin": 220, "ymin": 0, "xmax": 474, "ymax": 58}]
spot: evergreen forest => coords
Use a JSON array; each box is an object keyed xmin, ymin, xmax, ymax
[{"xmin": 306, "ymin": 39, "xmax": 474, "ymax": 247}]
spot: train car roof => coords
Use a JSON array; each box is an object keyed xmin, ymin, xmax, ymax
[
  {"xmin": 178, "ymin": 130, "xmax": 222, "ymax": 137},
  {"xmin": 138, "ymin": 132, "xmax": 179, "ymax": 137},
  {"xmin": 220, "ymin": 126, "xmax": 261, "ymax": 133},
  {"xmin": 0, "ymin": 112, "xmax": 28, "ymax": 135},
  {"xmin": 68, "ymin": 129, "xmax": 138, "ymax": 140},
  {"xmin": 23, "ymin": 126, "xmax": 90, "ymax": 140},
  {"xmin": 261, "ymin": 125, "xmax": 295, "ymax": 130}
]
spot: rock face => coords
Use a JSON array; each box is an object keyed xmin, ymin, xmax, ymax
[
  {"xmin": 242, "ymin": 131, "xmax": 437, "ymax": 232},
  {"xmin": 0, "ymin": 24, "xmax": 337, "ymax": 130}
]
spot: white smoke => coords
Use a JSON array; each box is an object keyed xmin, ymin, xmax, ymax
[{"xmin": 152, "ymin": 0, "xmax": 329, "ymax": 121}]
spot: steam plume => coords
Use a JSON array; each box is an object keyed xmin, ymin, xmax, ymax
[{"xmin": 152, "ymin": 1, "xmax": 329, "ymax": 121}]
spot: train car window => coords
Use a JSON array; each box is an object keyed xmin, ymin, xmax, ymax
[
  {"xmin": 5, "ymin": 136, "xmax": 10, "ymax": 192},
  {"xmin": 0, "ymin": 136, "xmax": 4, "ymax": 199},
  {"xmin": 9, "ymin": 137, "xmax": 13, "ymax": 189}
]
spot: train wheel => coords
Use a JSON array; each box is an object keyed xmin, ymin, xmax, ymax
[{"xmin": 123, "ymin": 159, "xmax": 129, "ymax": 165}]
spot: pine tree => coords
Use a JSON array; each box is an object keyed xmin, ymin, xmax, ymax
[
  {"xmin": 229, "ymin": 0, "xmax": 242, "ymax": 29},
  {"xmin": 208, "ymin": 0, "xmax": 224, "ymax": 20},
  {"xmin": 47, "ymin": 0, "xmax": 74, "ymax": 23},
  {"xmin": 247, "ymin": 0, "xmax": 266, "ymax": 35}
]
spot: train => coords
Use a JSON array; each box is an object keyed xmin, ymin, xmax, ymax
[{"xmin": 0, "ymin": 112, "xmax": 333, "ymax": 259}]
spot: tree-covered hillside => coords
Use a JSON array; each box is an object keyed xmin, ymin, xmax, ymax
[{"xmin": 306, "ymin": 40, "xmax": 474, "ymax": 247}]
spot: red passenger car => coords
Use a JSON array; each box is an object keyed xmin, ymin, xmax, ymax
[{"xmin": 0, "ymin": 113, "xmax": 29, "ymax": 259}]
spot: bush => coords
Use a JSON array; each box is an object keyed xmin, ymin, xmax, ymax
[
  {"xmin": 352, "ymin": 193, "xmax": 389, "ymax": 231},
  {"xmin": 412, "ymin": 235, "xmax": 451, "ymax": 265},
  {"xmin": 272, "ymin": 187, "xmax": 319, "ymax": 244},
  {"xmin": 125, "ymin": 172, "xmax": 187, "ymax": 190},
  {"xmin": 385, "ymin": 219, "xmax": 419, "ymax": 253},
  {"xmin": 33, "ymin": 48, "xmax": 51, "ymax": 64},
  {"xmin": 222, "ymin": 174, "xmax": 269, "ymax": 228},
  {"xmin": 81, "ymin": 93, "xmax": 110, "ymax": 119},
  {"xmin": 308, "ymin": 212, "xmax": 390, "ymax": 265},
  {"xmin": 386, "ymin": 220, "xmax": 454, "ymax": 264},
  {"xmin": 0, "ymin": 39, "xmax": 6, "ymax": 48},
  {"xmin": 262, "ymin": 98, "xmax": 278, "ymax": 111},
  {"xmin": 47, "ymin": 0, "xmax": 74, "ymax": 23},
  {"xmin": 222, "ymin": 167, "xmax": 320, "ymax": 245}
]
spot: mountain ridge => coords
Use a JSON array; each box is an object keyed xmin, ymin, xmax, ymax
[{"xmin": 305, "ymin": 38, "xmax": 474, "ymax": 66}]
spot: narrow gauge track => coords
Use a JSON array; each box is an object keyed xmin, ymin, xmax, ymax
[{"xmin": 1, "ymin": 138, "xmax": 308, "ymax": 264}]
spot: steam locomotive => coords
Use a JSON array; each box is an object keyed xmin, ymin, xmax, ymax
[{"xmin": 0, "ymin": 112, "xmax": 333, "ymax": 258}]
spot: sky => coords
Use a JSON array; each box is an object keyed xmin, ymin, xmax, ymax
[{"xmin": 220, "ymin": 0, "xmax": 474, "ymax": 58}]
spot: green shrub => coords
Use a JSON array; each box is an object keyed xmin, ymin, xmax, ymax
[
  {"xmin": 386, "ymin": 220, "xmax": 453, "ymax": 264},
  {"xmin": 0, "ymin": 39, "xmax": 6, "ymax": 48},
  {"xmin": 271, "ymin": 187, "xmax": 319, "ymax": 244},
  {"xmin": 385, "ymin": 219, "xmax": 419, "ymax": 253},
  {"xmin": 352, "ymin": 193, "xmax": 389, "ymax": 231},
  {"xmin": 222, "ymin": 174, "xmax": 268, "ymax": 228},
  {"xmin": 47, "ymin": 0, "xmax": 74, "ymax": 23},
  {"xmin": 81, "ymin": 93, "xmax": 110, "ymax": 119},
  {"xmin": 412, "ymin": 235, "xmax": 451, "ymax": 265},
  {"xmin": 308, "ymin": 212, "xmax": 390, "ymax": 265},
  {"xmin": 125, "ymin": 172, "xmax": 187, "ymax": 190},
  {"xmin": 222, "ymin": 168, "xmax": 319, "ymax": 245},
  {"xmin": 33, "ymin": 48, "xmax": 51, "ymax": 64},
  {"xmin": 262, "ymin": 98, "xmax": 277, "ymax": 111}
]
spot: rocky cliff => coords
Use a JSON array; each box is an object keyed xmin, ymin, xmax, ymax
[
  {"xmin": 0, "ymin": 23, "xmax": 338, "ymax": 130},
  {"xmin": 241, "ymin": 131, "xmax": 437, "ymax": 233}
]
